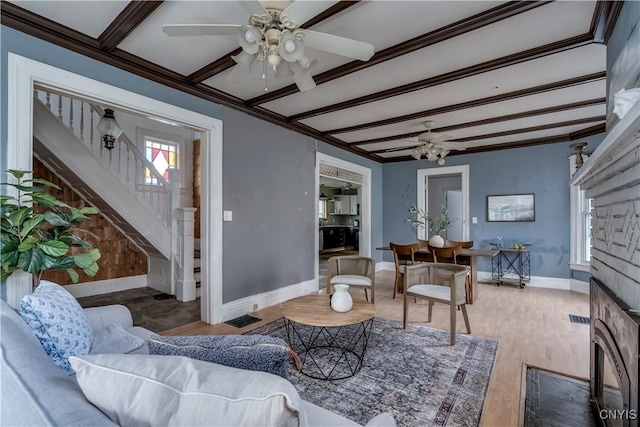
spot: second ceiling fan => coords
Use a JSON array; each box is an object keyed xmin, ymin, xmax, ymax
[
  {"xmin": 163, "ymin": 0, "xmax": 375, "ymax": 92},
  {"xmin": 386, "ymin": 120, "xmax": 465, "ymax": 165}
]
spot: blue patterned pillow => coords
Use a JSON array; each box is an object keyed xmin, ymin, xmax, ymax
[{"xmin": 19, "ymin": 280, "xmax": 94, "ymax": 375}]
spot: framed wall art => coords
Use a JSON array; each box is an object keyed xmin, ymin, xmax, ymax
[{"xmin": 486, "ymin": 194, "xmax": 535, "ymax": 222}]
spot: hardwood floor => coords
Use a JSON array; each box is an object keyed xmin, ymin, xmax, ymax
[{"xmin": 163, "ymin": 270, "xmax": 591, "ymax": 427}]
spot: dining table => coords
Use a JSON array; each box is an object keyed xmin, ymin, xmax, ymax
[{"xmin": 375, "ymin": 245, "xmax": 498, "ymax": 304}]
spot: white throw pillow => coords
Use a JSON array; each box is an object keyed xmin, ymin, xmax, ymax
[{"xmin": 69, "ymin": 354, "xmax": 306, "ymax": 427}]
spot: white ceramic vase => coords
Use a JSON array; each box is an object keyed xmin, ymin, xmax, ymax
[
  {"xmin": 331, "ymin": 284, "xmax": 353, "ymax": 312},
  {"xmin": 429, "ymin": 234, "xmax": 445, "ymax": 248}
]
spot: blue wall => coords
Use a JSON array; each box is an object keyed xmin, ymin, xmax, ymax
[{"xmin": 381, "ymin": 132, "xmax": 603, "ymax": 279}]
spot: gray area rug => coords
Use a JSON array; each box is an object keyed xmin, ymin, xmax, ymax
[{"xmin": 249, "ymin": 317, "xmax": 498, "ymax": 427}]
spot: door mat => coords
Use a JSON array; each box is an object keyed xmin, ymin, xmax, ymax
[
  {"xmin": 153, "ymin": 293, "xmax": 173, "ymax": 300},
  {"xmin": 569, "ymin": 314, "xmax": 590, "ymax": 324},
  {"xmin": 225, "ymin": 314, "xmax": 262, "ymax": 328}
]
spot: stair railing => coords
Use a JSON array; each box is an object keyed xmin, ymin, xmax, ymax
[{"xmin": 33, "ymin": 87, "xmax": 173, "ymax": 228}]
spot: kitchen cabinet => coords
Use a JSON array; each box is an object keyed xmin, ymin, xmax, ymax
[
  {"xmin": 332, "ymin": 195, "xmax": 358, "ymax": 215},
  {"xmin": 320, "ymin": 227, "xmax": 358, "ymax": 250},
  {"xmin": 322, "ymin": 227, "xmax": 345, "ymax": 249}
]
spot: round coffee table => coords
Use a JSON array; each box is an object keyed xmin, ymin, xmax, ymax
[{"xmin": 280, "ymin": 294, "xmax": 376, "ymax": 380}]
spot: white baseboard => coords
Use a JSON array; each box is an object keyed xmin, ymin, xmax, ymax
[
  {"xmin": 570, "ymin": 279, "xmax": 590, "ymax": 294},
  {"xmin": 377, "ymin": 261, "xmax": 393, "ymax": 272},
  {"xmin": 478, "ymin": 271, "xmax": 570, "ymax": 290},
  {"xmin": 221, "ymin": 279, "xmax": 318, "ymax": 322},
  {"xmin": 379, "ymin": 265, "xmax": 571, "ymax": 291},
  {"xmin": 65, "ymin": 275, "xmax": 147, "ymax": 298}
]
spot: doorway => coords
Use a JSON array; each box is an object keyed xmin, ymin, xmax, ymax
[
  {"xmin": 417, "ymin": 165, "xmax": 470, "ymax": 242},
  {"xmin": 8, "ymin": 54, "xmax": 224, "ymax": 324},
  {"xmin": 318, "ymin": 177, "xmax": 362, "ymax": 287},
  {"xmin": 316, "ymin": 153, "xmax": 371, "ymax": 291}
]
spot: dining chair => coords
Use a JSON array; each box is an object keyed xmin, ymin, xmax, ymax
[
  {"xmin": 430, "ymin": 244, "xmax": 472, "ymax": 303},
  {"xmin": 402, "ymin": 262, "xmax": 470, "ymax": 345},
  {"xmin": 326, "ymin": 255, "xmax": 376, "ymax": 303},
  {"xmin": 430, "ymin": 245, "xmax": 461, "ymax": 264},
  {"xmin": 390, "ymin": 242, "xmax": 420, "ymax": 299},
  {"xmin": 415, "ymin": 239, "xmax": 436, "ymax": 263},
  {"xmin": 446, "ymin": 240, "xmax": 474, "ymax": 249}
]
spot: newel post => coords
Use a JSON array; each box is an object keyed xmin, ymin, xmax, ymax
[
  {"xmin": 168, "ymin": 169, "xmax": 182, "ymax": 296},
  {"xmin": 175, "ymin": 207, "xmax": 197, "ymax": 302}
]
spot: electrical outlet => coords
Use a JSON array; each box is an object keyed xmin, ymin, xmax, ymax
[
  {"xmin": 223, "ymin": 210, "xmax": 232, "ymax": 221},
  {"xmin": 253, "ymin": 303, "xmax": 258, "ymax": 312},
  {"xmin": 472, "ymin": 216, "xmax": 478, "ymax": 224}
]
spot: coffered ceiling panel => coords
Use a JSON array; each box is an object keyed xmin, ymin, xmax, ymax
[
  {"xmin": 334, "ymin": 79, "xmax": 607, "ymax": 143},
  {"xmin": 297, "ymin": 44, "xmax": 606, "ymax": 133},
  {"xmin": 2, "ymin": 0, "xmax": 619, "ymax": 163}
]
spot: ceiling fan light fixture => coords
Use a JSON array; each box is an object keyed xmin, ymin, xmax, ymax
[
  {"xmin": 228, "ymin": 51, "xmax": 256, "ymax": 81},
  {"xmin": 297, "ymin": 55, "xmax": 311, "ymax": 69},
  {"xmin": 267, "ymin": 50, "xmax": 281, "ymax": 69},
  {"xmin": 237, "ymin": 26, "xmax": 262, "ymax": 54},
  {"xmin": 244, "ymin": 29, "xmax": 256, "ymax": 43},
  {"xmin": 437, "ymin": 158, "xmax": 446, "ymax": 166},
  {"xmin": 279, "ymin": 30, "xmax": 305, "ymax": 62},
  {"xmin": 284, "ymin": 39, "xmax": 296, "ymax": 53},
  {"xmin": 411, "ymin": 147, "xmax": 422, "ymax": 160},
  {"xmin": 274, "ymin": 62, "xmax": 294, "ymax": 78}
]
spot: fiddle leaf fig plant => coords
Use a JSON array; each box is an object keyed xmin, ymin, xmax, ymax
[{"xmin": 1, "ymin": 169, "xmax": 101, "ymax": 285}]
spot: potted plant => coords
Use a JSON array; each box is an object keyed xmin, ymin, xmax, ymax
[
  {"xmin": 407, "ymin": 204, "xmax": 455, "ymax": 247},
  {"xmin": 1, "ymin": 169, "xmax": 101, "ymax": 288}
]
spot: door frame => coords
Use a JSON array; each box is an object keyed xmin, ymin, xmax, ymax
[
  {"xmin": 416, "ymin": 165, "xmax": 470, "ymax": 241},
  {"xmin": 6, "ymin": 53, "xmax": 224, "ymax": 324},
  {"xmin": 315, "ymin": 153, "xmax": 371, "ymax": 286}
]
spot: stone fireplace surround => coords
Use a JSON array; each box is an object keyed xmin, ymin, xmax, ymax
[
  {"xmin": 571, "ymin": 90, "xmax": 639, "ymax": 426},
  {"xmin": 591, "ymin": 278, "xmax": 639, "ymax": 426}
]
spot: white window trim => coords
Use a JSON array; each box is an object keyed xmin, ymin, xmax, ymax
[{"xmin": 569, "ymin": 154, "xmax": 590, "ymax": 272}]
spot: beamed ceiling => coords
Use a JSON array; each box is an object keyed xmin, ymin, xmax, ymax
[{"xmin": 2, "ymin": 1, "xmax": 622, "ymax": 163}]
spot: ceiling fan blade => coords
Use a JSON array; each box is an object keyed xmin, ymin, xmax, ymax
[
  {"xmin": 301, "ymin": 29, "xmax": 375, "ymax": 61},
  {"xmin": 432, "ymin": 134, "xmax": 454, "ymax": 143},
  {"xmin": 275, "ymin": 62, "xmax": 294, "ymax": 79},
  {"xmin": 438, "ymin": 143, "xmax": 466, "ymax": 151},
  {"xmin": 294, "ymin": 73, "xmax": 316, "ymax": 92},
  {"xmin": 385, "ymin": 144, "xmax": 420, "ymax": 153},
  {"xmin": 280, "ymin": 1, "xmax": 334, "ymax": 27},
  {"xmin": 290, "ymin": 59, "xmax": 317, "ymax": 92},
  {"xmin": 162, "ymin": 24, "xmax": 241, "ymax": 37},
  {"xmin": 239, "ymin": 0, "xmax": 270, "ymax": 18}
]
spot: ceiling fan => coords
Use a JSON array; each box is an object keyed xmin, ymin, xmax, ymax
[
  {"xmin": 162, "ymin": 1, "xmax": 375, "ymax": 92},
  {"xmin": 386, "ymin": 120, "xmax": 464, "ymax": 165}
]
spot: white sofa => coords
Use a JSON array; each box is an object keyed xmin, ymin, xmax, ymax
[{"xmin": 0, "ymin": 299, "xmax": 394, "ymax": 426}]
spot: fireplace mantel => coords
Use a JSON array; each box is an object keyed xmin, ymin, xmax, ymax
[{"xmin": 571, "ymin": 98, "xmax": 639, "ymax": 189}]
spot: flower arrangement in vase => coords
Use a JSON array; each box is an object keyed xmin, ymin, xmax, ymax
[{"xmin": 407, "ymin": 204, "xmax": 455, "ymax": 247}]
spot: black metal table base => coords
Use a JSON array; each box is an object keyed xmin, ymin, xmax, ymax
[{"xmin": 283, "ymin": 317, "xmax": 374, "ymax": 380}]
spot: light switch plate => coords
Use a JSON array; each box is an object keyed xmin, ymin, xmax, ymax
[
  {"xmin": 472, "ymin": 216, "xmax": 478, "ymax": 224},
  {"xmin": 223, "ymin": 210, "xmax": 232, "ymax": 221}
]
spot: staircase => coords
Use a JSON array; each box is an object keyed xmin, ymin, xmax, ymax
[{"xmin": 32, "ymin": 87, "xmax": 195, "ymax": 300}]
